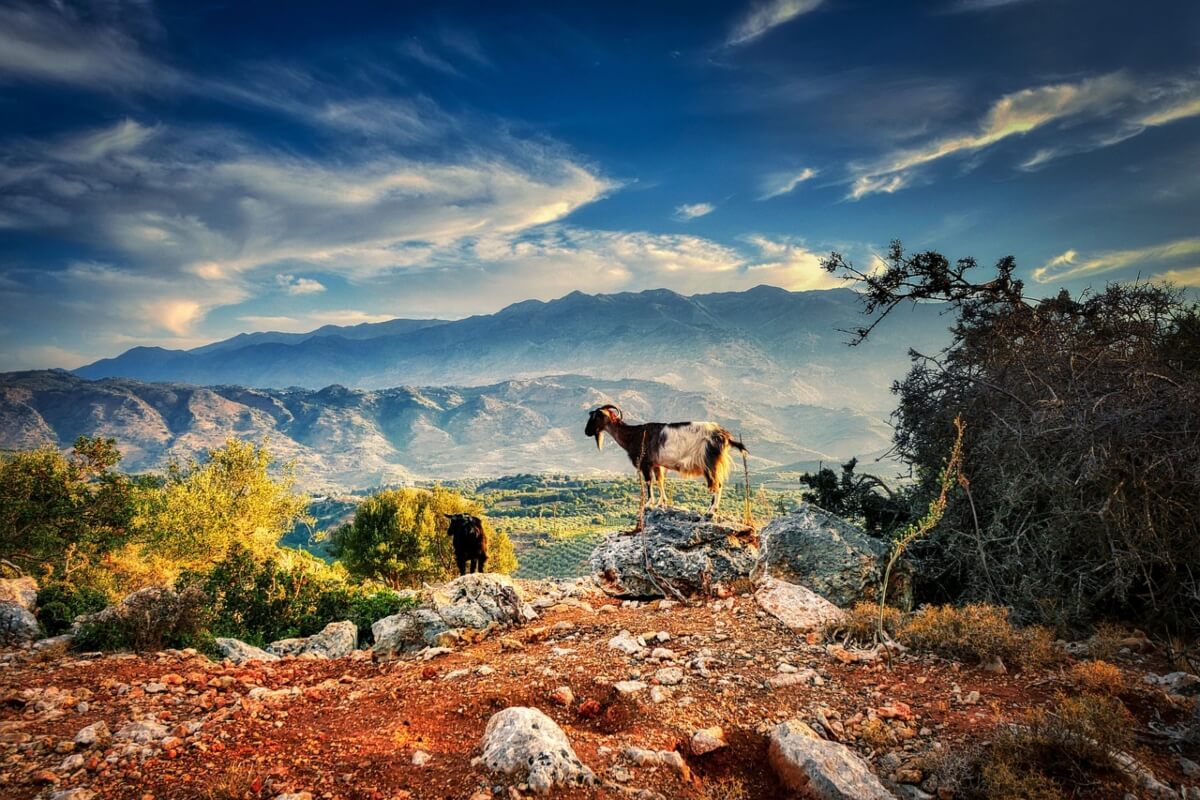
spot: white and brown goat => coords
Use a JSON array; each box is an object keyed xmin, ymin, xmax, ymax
[{"xmin": 584, "ymin": 404, "xmax": 747, "ymax": 521}]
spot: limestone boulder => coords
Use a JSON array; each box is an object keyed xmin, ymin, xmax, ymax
[
  {"xmin": 476, "ymin": 706, "xmax": 595, "ymax": 794},
  {"xmin": 769, "ymin": 719, "xmax": 895, "ymax": 800},
  {"xmin": 214, "ymin": 637, "xmax": 279, "ymax": 664},
  {"xmin": 268, "ymin": 620, "xmax": 357, "ymax": 659},
  {"xmin": 590, "ymin": 507, "xmax": 758, "ymax": 598},
  {"xmin": 759, "ymin": 504, "xmax": 907, "ymax": 607},
  {"xmin": 755, "ymin": 576, "xmax": 848, "ymax": 632}
]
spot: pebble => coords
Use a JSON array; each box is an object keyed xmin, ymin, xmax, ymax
[
  {"xmin": 654, "ymin": 667, "xmax": 684, "ymax": 686},
  {"xmin": 690, "ymin": 726, "xmax": 728, "ymax": 755},
  {"xmin": 411, "ymin": 749, "xmax": 431, "ymax": 766}
]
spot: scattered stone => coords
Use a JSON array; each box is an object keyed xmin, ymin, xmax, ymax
[
  {"xmin": 768, "ymin": 669, "xmax": 821, "ymax": 689},
  {"xmin": 590, "ymin": 508, "xmax": 758, "ymax": 598},
  {"xmin": 411, "ymin": 749, "xmax": 431, "ymax": 766},
  {"xmin": 622, "ymin": 747, "xmax": 690, "ymax": 778},
  {"xmin": 115, "ymin": 719, "xmax": 169, "ymax": 744},
  {"xmin": 608, "ymin": 631, "xmax": 647, "ymax": 656},
  {"xmin": 31, "ymin": 634, "xmax": 74, "ymax": 659},
  {"xmin": 476, "ymin": 707, "xmax": 595, "ymax": 795},
  {"xmin": 75, "ymin": 720, "xmax": 110, "ymax": 748},
  {"xmin": 690, "ymin": 727, "xmax": 728, "ymax": 755},
  {"xmin": 1144, "ymin": 671, "xmax": 1200, "ymax": 695},
  {"xmin": 50, "ymin": 789, "xmax": 95, "ymax": 800},
  {"xmin": 614, "ymin": 681, "xmax": 648, "ymax": 696},
  {"xmin": 550, "ymin": 686, "xmax": 575, "ymax": 706},
  {"xmin": 649, "ymin": 686, "xmax": 671, "ymax": 704},
  {"xmin": 980, "ymin": 655, "xmax": 1007, "ymax": 674},
  {"xmin": 769, "ymin": 719, "xmax": 895, "ymax": 800},
  {"xmin": 654, "ymin": 667, "xmax": 684, "ymax": 686}
]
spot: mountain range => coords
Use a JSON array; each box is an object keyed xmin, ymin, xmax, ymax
[
  {"xmin": 76, "ymin": 286, "xmax": 948, "ymax": 412},
  {"xmin": 2, "ymin": 286, "xmax": 950, "ymax": 489}
]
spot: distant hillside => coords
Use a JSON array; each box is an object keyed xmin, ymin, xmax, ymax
[
  {"xmin": 75, "ymin": 286, "xmax": 949, "ymax": 413},
  {"xmin": 0, "ymin": 371, "xmax": 896, "ymax": 491}
]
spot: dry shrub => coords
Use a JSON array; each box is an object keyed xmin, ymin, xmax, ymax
[
  {"xmin": 943, "ymin": 694, "xmax": 1135, "ymax": 800},
  {"xmin": 1068, "ymin": 660, "xmax": 1125, "ymax": 696},
  {"xmin": 858, "ymin": 717, "xmax": 894, "ymax": 750},
  {"xmin": 897, "ymin": 603, "xmax": 1061, "ymax": 668},
  {"xmin": 827, "ymin": 602, "xmax": 900, "ymax": 645},
  {"xmin": 1088, "ymin": 622, "xmax": 1135, "ymax": 661}
]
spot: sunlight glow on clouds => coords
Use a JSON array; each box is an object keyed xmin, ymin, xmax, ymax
[
  {"xmin": 1033, "ymin": 237, "xmax": 1200, "ymax": 284},
  {"xmin": 276, "ymin": 274, "xmax": 326, "ymax": 296},
  {"xmin": 848, "ymin": 72, "xmax": 1200, "ymax": 199}
]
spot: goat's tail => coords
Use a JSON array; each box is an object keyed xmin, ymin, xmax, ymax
[{"xmin": 729, "ymin": 438, "xmax": 747, "ymax": 452}]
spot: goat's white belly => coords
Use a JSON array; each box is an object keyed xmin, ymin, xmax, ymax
[{"xmin": 657, "ymin": 422, "xmax": 718, "ymax": 476}]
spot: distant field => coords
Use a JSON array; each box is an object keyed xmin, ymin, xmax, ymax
[{"xmin": 285, "ymin": 473, "xmax": 812, "ymax": 578}]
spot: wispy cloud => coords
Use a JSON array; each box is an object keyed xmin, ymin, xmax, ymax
[
  {"xmin": 849, "ymin": 73, "xmax": 1134, "ymax": 199},
  {"xmin": 1033, "ymin": 237, "xmax": 1200, "ymax": 284},
  {"xmin": 848, "ymin": 72, "xmax": 1200, "ymax": 199},
  {"xmin": 760, "ymin": 167, "xmax": 817, "ymax": 200},
  {"xmin": 673, "ymin": 202, "xmax": 716, "ymax": 221},
  {"xmin": 0, "ymin": 2, "xmax": 171, "ymax": 90},
  {"xmin": 946, "ymin": 0, "xmax": 1036, "ymax": 13},
  {"xmin": 726, "ymin": 0, "xmax": 823, "ymax": 47},
  {"xmin": 1154, "ymin": 266, "xmax": 1200, "ymax": 287}
]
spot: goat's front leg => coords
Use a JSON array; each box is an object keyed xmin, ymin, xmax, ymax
[
  {"xmin": 657, "ymin": 467, "xmax": 670, "ymax": 507},
  {"xmin": 707, "ymin": 484, "xmax": 723, "ymax": 516}
]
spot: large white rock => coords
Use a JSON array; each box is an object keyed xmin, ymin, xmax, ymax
[
  {"xmin": 755, "ymin": 576, "xmax": 848, "ymax": 632},
  {"xmin": 477, "ymin": 707, "xmax": 595, "ymax": 794},
  {"xmin": 590, "ymin": 507, "xmax": 758, "ymax": 598},
  {"xmin": 760, "ymin": 504, "xmax": 905, "ymax": 607},
  {"xmin": 0, "ymin": 576, "xmax": 38, "ymax": 610},
  {"xmin": 215, "ymin": 637, "xmax": 280, "ymax": 664},
  {"xmin": 269, "ymin": 620, "xmax": 357, "ymax": 659},
  {"xmin": 768, "ymin": 719, "xmax": 894, "ymax": 800}
]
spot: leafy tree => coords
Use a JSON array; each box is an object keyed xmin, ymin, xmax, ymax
[
  {"xmin": 798, "ymin": 457, "xmax": 914, "ymax": 535},
  {"xmin": 823, "ymin": 241, "xmax": 1200, "ymax": 633},
  {"xmin": 330, "ymin": 486, "xmax": 517, "ymax": 588},
  {"xmin": 140, "ymin": 439, "xmax": 312, "ymax": 573},
  {"xmin": 0, "ymin": 436, "xmax": 144, "ymax": 580}
]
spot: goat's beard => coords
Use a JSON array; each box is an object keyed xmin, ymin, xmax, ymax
[{"xmin": 595, "ymin": 432, "xmax": 604, "ymax": 450}]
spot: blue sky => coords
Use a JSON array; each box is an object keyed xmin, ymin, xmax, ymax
[{"xmin": 1, "ymin": 0, "xmax": 1198, "ymax": 369}]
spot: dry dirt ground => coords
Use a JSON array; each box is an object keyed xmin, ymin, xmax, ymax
[{"xmin": 1, "ymin": 595, "xmax": 1197, "ymax": 800}]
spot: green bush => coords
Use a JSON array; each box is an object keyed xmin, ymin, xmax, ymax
[
  {"xmin": 182, "ymin": 545, "xmax": 416, "ymax": 647},
  {"xmin": 35, "ymin": 582, "xmax": 109, "ymax": 635}
]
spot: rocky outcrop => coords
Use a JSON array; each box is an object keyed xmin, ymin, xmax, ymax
[
  {"xmin": 214, "ymin": 637, "xmax": 279, "ymax": 664},
  {"xmin": 590, "ymin": 507, "xmax": 758, "ymax": 598},
  {"xmin": 476, "ymin": 706, "xmax": 595, "ymax": 794},
  {"xmin": 755, "ymin": 576, "xmax": 847, "ymax": 632},
  {"xmin": 268, "ymin": 621, "xmax": 357, "ymax": 659},
  {"xmin": 0, "ymin": 602, "xmax": 40, "ymax": 646},
  {"xmin": 0, "ymin": 576, "xmax": 38, "ymax": 610},
  {"xmin": 373, "ymin": 573, "xmax": 536, "ymax": 658},
  {"xmin": 759, "ymin": 504, "xmax": 905, "ymax": 607},
  {"xmin": 769, "ymin": 719, "xmax": 895, "ymax": 800}
]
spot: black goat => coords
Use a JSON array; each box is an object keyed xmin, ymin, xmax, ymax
[{"xmin": 445, "ymin": 513, "xmax": 488, "ymax": 575}]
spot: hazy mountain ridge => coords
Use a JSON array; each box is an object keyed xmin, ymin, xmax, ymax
[
  {"xmin": 0, "ymin": 370, "xmax": 895, "ymax": 491},
  {"xmin": 75, "ymin": 286, "xmax": 949, "ymax": 413}
]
